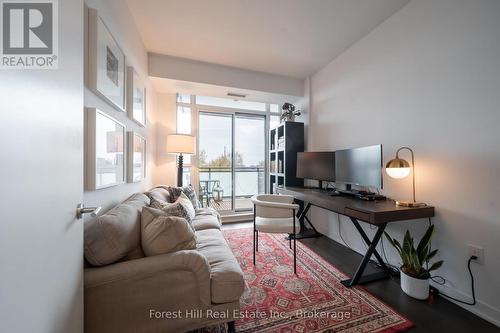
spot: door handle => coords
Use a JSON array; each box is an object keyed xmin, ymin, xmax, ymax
[{"xmin": 76, "ymin": 204, "xmax": 102, "ymax": 219}]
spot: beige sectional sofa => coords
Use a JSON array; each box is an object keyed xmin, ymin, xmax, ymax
[{"xmin": 84, "ymin": 186, "xmax": 245, "ymax": 333}]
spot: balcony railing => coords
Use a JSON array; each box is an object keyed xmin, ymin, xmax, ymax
[{"xmin": 198, "ymin": 167, "xmax": 265, "ymax": 209}]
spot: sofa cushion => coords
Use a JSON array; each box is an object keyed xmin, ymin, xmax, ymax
[
  {"xmin": 141, "ymin": 206, "xmax": 197, "ymax": 256},
  {"xmin": 145, "ymin": 187, "xmax": 172, "ymax": 202},
  {"xmin": 84, "ymin": 193, "xmax": 150, "ymax": 266},
  {"xmin": 149, "ymin": 194, "xmax": 196, "ymax": 230},
  {"xmin": 192, "ymin": 214, "xmax": 221, "ymax": 231},
  {"xmin": 195, "ymin": 207, "xmax": 221, "ymax": 220},
  {"xmin": 168, "ymin": 185, "xmax": 201, "ymax": 209},
  {"xmin": 196, "ymin": 229, "xmax": 244, "ymax": 303}
]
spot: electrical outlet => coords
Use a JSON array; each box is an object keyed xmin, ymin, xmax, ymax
[{"xmin": 468, "ymin": 245, "xmax": 484, "ymax": 264}]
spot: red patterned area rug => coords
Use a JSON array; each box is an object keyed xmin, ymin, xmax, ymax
[{"xmin": 215, "ymin": 228, "xmax": 413, "ymax": 333}]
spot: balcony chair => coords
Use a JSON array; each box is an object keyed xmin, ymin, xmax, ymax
[
  {"xmin": 250, "ymin": 194, "xmax": 300, "ymax": 274},
  {"xmin": 199, "ymin": 179, "xmax": 222, "ymax": 208}
]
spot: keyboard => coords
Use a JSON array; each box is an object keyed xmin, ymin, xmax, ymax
[{"xmin": 358, "ymin": 194, "xmax": 387, "ymax": 201}]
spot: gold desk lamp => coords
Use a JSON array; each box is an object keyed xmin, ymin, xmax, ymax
[{"xmin": 385, "ymin": 147, "xmax": 426, "ymax": 207}]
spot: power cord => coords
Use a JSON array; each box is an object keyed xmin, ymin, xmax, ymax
[
  {"xmin": 379, "ymin": 235, "xmax": 401, "ymax": 274},
  {"xmin": 337, "ymin": 214, "xmax": 352, "ymax": 250},
  {"xmin": 430, "ymin": 256, "xmax": 477, "ymax": 306},
  {"xmin": 421, "ymin": 218, "xmax": 477, "ymax": 306},
  {"xmin": 337, "ymin": 214, "xmax": 399, "ymax": 276},
  {"xmin": 337, "ymin": 215, "xmax": 478, "ymax": 306}
]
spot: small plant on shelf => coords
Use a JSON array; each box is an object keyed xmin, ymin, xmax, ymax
[
  {"xmin": 384, "ymin": 225, "xmax": 443, "ymax": 300},
  {"xmin": 280, "ymin": 103, "xmax": 301, "ymax": 122}
]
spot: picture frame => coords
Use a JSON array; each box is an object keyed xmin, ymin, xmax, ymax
[
  {"xmin": 88, "ymin": 8, "xmax": 126, "ymax": 112},
  {"xmin": 85, "ymin": 108, "xmax": 126, "ymax": 190},
  {"xmin": 127, "ymin": 132, "xmax": 146, "ymax": 183},
  {"xmin": 126, "ymin": 67, "xmax": 147, "ymax": 126}
]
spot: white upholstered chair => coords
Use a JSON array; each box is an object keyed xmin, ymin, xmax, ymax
[{"xmin": 251, "ymin": 194, "xmax": 300, "ymax": 274}]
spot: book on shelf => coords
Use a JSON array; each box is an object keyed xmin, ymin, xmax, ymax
[{"xmin": 277, "ymin": 137, "xmax": 285, "ymax": 149}]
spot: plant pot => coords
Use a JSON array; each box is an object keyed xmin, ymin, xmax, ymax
[{"xmin": 400, "ymin": 270, "xmax": 429, "ymax": 300}]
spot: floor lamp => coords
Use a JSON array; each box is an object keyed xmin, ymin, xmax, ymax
[{"xmin": 166, "ymin": 134, "xmax": 196, "ymax": 187}]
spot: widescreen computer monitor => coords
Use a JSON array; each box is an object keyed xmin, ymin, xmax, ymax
[
  {"xmin": 296, "ymin": 152, "xmax": 335, "ymax": 182},
  {"xmin": 334, "ymin": 145, "xmax": 383, "ymax": 189}
]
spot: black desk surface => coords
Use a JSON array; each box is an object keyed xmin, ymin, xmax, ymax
[{"xmin": 276, "ymin": 186, "xmax": 434, "ymax": 225}]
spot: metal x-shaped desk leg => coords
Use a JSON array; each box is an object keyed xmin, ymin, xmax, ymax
[{"xmin": 340, "ymin": 219, "xmax": 391, "ymax": 287}]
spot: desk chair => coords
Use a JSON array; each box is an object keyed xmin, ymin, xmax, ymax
[{"xmin": 251, "ymin": 195, "xmax": 300, "ymax": 274}]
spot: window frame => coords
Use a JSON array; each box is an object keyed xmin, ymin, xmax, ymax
[{"xmin": 176, "ymin": 94, "xmax": 281, "ymax": 212}]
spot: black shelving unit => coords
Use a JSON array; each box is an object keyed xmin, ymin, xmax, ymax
[{"xmin": 269, "ymin": 121, "xmax": 304, "ymax": 194}]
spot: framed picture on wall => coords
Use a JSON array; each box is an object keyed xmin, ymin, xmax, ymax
[
  {"xmin": 88, "ymin": 8, "xmax": 126, "ymax": 111},
  {"xmin": 126, "ymin": 67, "xmax": 146, "ymax": 126},
  {"xmin": 86, "ymin": 108, "xmax": 126, "ymax": 190},
  {"xmin": 127, "ymin": 132, "xmax": 146, "ymax": 183}
]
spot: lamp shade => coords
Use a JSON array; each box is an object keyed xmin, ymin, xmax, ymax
[
  {"xmin": 385, "ymin": 158, "xmax": 411, "ymax": 179},
  {"xmin": 166, "ymin": 134, "xmax": 196, "ymax": 155}
]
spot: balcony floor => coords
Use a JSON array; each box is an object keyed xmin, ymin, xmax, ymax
[{"xmin": 201, "ymin": 197, "xmax": 253, "ymax": 211}]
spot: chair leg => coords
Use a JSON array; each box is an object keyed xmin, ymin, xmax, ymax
[
  {"xmin": 253, "ymin": 229, "xmax": 256, "ymax": 266},
  {"xmin": 293, "ymin": 209, "xmax": 297, "ymax": 275},
  {"xmin": 256, "ymin": 230, "xmax": 259, "ymax": 252},
  {"xmin": 227, "ymin": 321, "xmax": 236, "ymax": 333},
  {"xmin": 253, "ymin": 204, "xmax": 256, "ymax": 266},
  {"xmin": 293, "ymin": 234, "xmax": 297, "ymax": 275}
]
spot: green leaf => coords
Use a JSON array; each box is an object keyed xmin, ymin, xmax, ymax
[
  {"xmin": 428, "ymin": 260, "xmax": 444, "ymax": 272},
  {"xmin": 393, "ymin": 239, "xmax": 403, "ymax": 254},
  {"xmin": 402, "ymin": 252, "xmax": 410, "ymax": 267},
  {"xmin": 384, "ymin": 232, "xmax": 401, "ymax": 255},
  {"xmin": 403, "ymin": 230, "xmax": 412, "ymax": 255},
  {"xmin": 410, "ymin": 246, "xmax": 421, "ymax": 271},
  {"xmin": 418, "ymin": 245, "xmax": 428, "ymax": 264},
  {"xmin": 425, "ymin": 249, "xmax": 438, "ymax": 262},
  {"xmin": 417, "ymin": 225, "xmax": 434, "ymax": 256}
]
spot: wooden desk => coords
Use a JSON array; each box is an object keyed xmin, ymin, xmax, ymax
[{"xmin": 276, "ymin": 186, "xmax": 435, "ymax": 287}]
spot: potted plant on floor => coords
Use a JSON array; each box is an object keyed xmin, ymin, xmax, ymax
[{"xmin": 384, "ymin": 225, "xmax": 443, "ymax": 300}]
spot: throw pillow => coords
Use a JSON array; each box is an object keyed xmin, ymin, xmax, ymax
[
  {"xmin": 149, "ymin": 194, "xmax": 195, "ymax": 231},
  {"xmin": 168, "ymin": 184, "xmax": 201, "ymax": 209},
  {"xmin": 141, "ymin": 206, "xmax": 197, "ymax": 256}
]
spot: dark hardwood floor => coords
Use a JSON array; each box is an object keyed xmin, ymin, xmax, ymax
[{"xmin": 222, "ymin": 222, "xmax": 499, "ymax": 333}]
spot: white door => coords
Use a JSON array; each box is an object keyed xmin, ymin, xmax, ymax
[{"xmin": 0, "ymin": 1, "xmax": 84, "ymax": 332}]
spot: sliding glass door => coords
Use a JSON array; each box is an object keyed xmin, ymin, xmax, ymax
[
  {"xmin": 234, "ymin": 114, "xmax": 266, "ymax": 210},
  {"xmin": 198, "ymin": 111, "xmax": 266, "ymax": 212},
  {"xmin": 198, "ymin": 113, "xmax": 234, "ymax": 211}
]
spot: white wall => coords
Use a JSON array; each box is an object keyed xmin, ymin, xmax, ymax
[
  {"xmin": 308, "ymin": 0, "xmax": 500, "ymax": 325},
  {"xmin": 83, "ymin": 0, "xmax": 159, "ymax": 212}
]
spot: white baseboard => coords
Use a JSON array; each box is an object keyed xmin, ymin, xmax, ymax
[
  {"xmin": 220, "ymin": 213, "xmax": 253, "ymax": 224},
  {"xmin": 431, "ymin": 281, "xmax": 500, "ymax": 327}
]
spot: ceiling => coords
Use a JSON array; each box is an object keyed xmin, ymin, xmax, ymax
[{"xmin": 126, "ymin": 0, "xmax": 410, "ymax": 79}]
